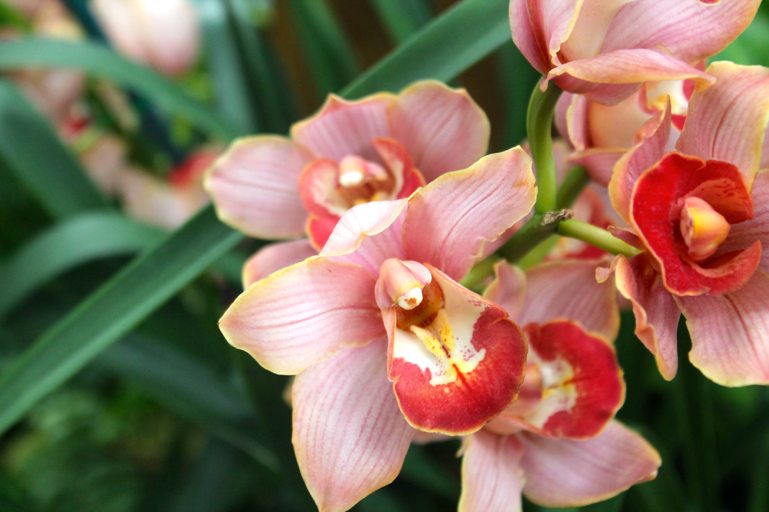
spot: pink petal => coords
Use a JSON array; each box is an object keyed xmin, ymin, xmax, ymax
[
  {"xmin": 293, "ymin": 339, "xmax": 416, "ymax": 512},
  {"xmin": 720, "ymin": 171, "xmax": 769, "ymax": 274},
  {"xmin": 608, "ymin": 102, "xmax": 671, "ymax": 223},
  {"xmin": 205, "ymin": 136, "xmax": 314, "ymax": 239},
  {"xmin": 587, "ymin": 90, "xmax": 652, "ymax": 150},
  {"xmin": 321, "ymin": 200, "xmax": 409, "ymax": 275},
  {"xmin": 568, "ymin": 149, "xmax": 626, "ymax": 186},
  {"xmin": 555, "ymin": 92, "xmax": 590, "ymax": 151},
  {"xmin": 602, "ymin": 0, "xmax": 760, "ymax": 64},
  {"xmin": 520, "ymin": 260, "xmax": 620, "ymax": 342},
  {"xmin": 291, "ymin": 93, "xmax": 395, "ymax": 163},
  {"xmin": 509, "ymin": 0, "xmax": 553, "ymax": 74},
  {"xmin": 548, "ymin": 48, "xmax": 715, "ymax": 105},
  {"xmin": 558, "ymin": 0, "xmax": 637, "ymax": 62},
  {"xmin": 603, "ymin": 255, "xmax": 680, "ymax": 380},
  {"xmin": 219, "ymin": 258, "xmax": 384, "ymax": 375},
  {"xmin": 402, "ymin": 148, "xmax": 536, "ymax": 281},
  {"xmin": 483, "ymin": 262, "xmax": 527, "ymax": 323},
  {"xmin": 458, "ymin": 431, "xmax": 525, "ymax": 512},
  {"xmin": 241, "ymin": 239, "xmax": 317, "ymax": 289},
  {"xmin": 676, "ymin": 62, "xmax": 769, "ymax": 188},
  {"xmin": 519, "ymin": 421, "xmax": 661, "ymax": 507},
  {"xmin": 389, "ymin": 81, "xmax": 490, "ymax": 182},
  {"xmin": 677, "ymin": 269, "xmax": 769, "ymax": 386}
]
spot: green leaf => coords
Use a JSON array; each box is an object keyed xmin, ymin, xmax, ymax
[
  {"xmin": 368, "ymin": 0, "xmax": 432, "ymax": 44},
  {"xmin": 0, "ymin": 79, "xmax": 107, "ymax": 218},
  {"xmin": 0, "ymin": 212, "xmax": 163, "ymax": 320},
  {"xmin": 0, "ymin": 207, "xmax": 244, "ymax": 436},
  {"xmin": 342, "ymin": 0, "xmax": 509, "ymax": 98},
  {"xmin": 0, "ymin": 39, "xmax": 239, "ymax": 140},
  {"xmin": 0, "ymin": 0, "xmax": 518, "ymax": 436}
]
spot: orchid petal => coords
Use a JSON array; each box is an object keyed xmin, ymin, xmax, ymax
[
  {"xmin": 587, "ymin": 90, "xmax": 652, "ymax": 150},
  {"xmin": 509, "ymin": 0, "xmax": 554, "ymax": 75},
  {"xmin": 601, "ymin": 255, "xmax": 680, "ymax": 380},
  {"xmin": 293, "ymin": 339, "xmax": 415, "ymax": 512},
  {"xmin": 219, "ymin": 258, "xmax": 384, "ymax": 375},
  {"xmin": 676, "ymin": 62, "xmax": 769, "ymax": 188},
  {"xmin": 720, "ymin": 171, "xmax": 769, "ymax": 274},
  {"xmin": 205, "ymin": 136, "xmax": 313, "ymax": 239},
  {"xmin": 290, "ymin": 93, "xmax": 395, "ymax": 162},
  {"xmin": 458, "ymin": 431, "xmax": 524, "ymax": 512},
  {"xmin": 602, "ymin": 0, "xmax": 760, "ymax": 64},
  {"xmin": 403, "ymin": 148, "xmax": 536, "ymax": 281},
  {"xmin": 520, "ymin": 421, "xmax": 661, "ymax": 507},
  {"xmin": 677, "ymin": 269, "xmax": 769, "ymax": 386},
  {"xmin": 559, "ymin": 0, "xmax": 637, "ymax": 62},
  {"xmin": 321, "ymin": 200, "xmax": 409, "ymax": 274},
  {"xmin": 609, "ymin": 101, "xmax": 671, "ymax": 222},
  {"xmin": 389, "ymin": 81, "xmax": 490, "ymax": 182},
  {"xmin": 241, "ymin": 239, "xmax": 317, "ymax": 289},
  {"xmin": 568, "ymin": 149, "xmax": 626, "ymax": 186},
  {"xmin": 483, "ymin": 262, "xmax": 527, "ymax": 323},
  {"xmin": 556, "ymin": 92, "xmax": 589, "ymax": 151},
  {"xmin": 388, "ymin": 266, "xmax": 527, "ymax": 435}
]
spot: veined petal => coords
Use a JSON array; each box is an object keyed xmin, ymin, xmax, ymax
[
  {"xmin": 458, "ymin": 431, "xmax": 525, "ymax": 512},
  {"xmin": 548, "ymin": 48, "xmax": 714, "ymax": 105},
  {"xmin": 555, "ymin": 92, "xmax": 588, "ymax": 151},
  {"xmin": 602, "ymin": 0, "xmax": 760, "ymax": 64},
  {"xmin": 242, "ymin": 239, "xmax": 317, "ymax": 289},
  {"xmin": 520, "ymin": 421, "xmax": 661, "ymax": 507},
  {"xmin": 630, "ymin": 153, "xmax": 759, "ymax": 296},
  {"xmin": 403, "ymin": 147, "xmax": 536, "ymax": 281},
  {"xmin": 587, "ymin": 89, "xmax": 651, "ymax": 150},
  {"xmin": 219, "ymin": 258, "xmax": 384, "ymax": 375},
  {"xmin": 559, "ymin": 0, "xmax": 637, "ymax": 62},
  {"xmin": 389, "ymin": 81, "xmax": 490, "ymax": 182},
  {"xmin": 609, "ymin": 102, "xmax": 671, "ymax": 222},
  {"xmin": 599, "ymin": 255, "xmax": 680, "ymax": 380},
  {"xmin": 509, "ymin": 0, "xmax": 552, "ymax": 74},
  {"xmin": 293, "ymin": 340, "xmax": 415, "ymax": 512},
  {"xmin": 205, "ymin": 136, "xmax": 313, "ymax": 239},
  {"xmin": 677, "ymin": 269, "xmax": 769, "ymax": 386},
  {"xmin": 520, "ymin": 321, "xmax": 624, "ymax": 439},
  {"xmin": 720, "ymin": 171, "xmax": 769, "ymax": 274},
  {"xmin": 483, "ymin": 262, "xmax": 527, "ymax": 323},
  {"xmin": 387, "ymin": 266, "xmax": 527, "ymax": 435},
  {"xmin": 321, "ymin": 199, "xmax": 409, "ymax": 274},
  {"xmin": 676, "ymin": 62, "xmax": 769, "ymax": 188},
  {"xmin": 291, "ymin": 93, "xmax": 395, "ymax": 162},
  {"xmin": 567, "ymin": 149, "xmax": 626, "ymax": 186},
  {"xmin": 519, "ymin": 260, "xmax": 619, "ymax": 341}
]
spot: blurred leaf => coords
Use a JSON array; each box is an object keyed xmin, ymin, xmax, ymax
[
  {"xmin": 0, "ymin": 212, "xmax": 163, "ymax": 320},
  {"xmin": 288, "ymin": 0, "xmax": 360, "ymax": 99},
  {"xmin": 369, "ymin": 0, "xmax": 431, "ymax": 44},
  {"xmin": 714, "ymin": 11, "xmax": 769, "ymax": 67},
  {"xmin": 97, "ymin": 335, "xmax": 277, "ymax": 470},
  {"xmin": 0, "ymin": 39, "xmax": 239, "ymax": 140},
  {"xmin": 0, "ymin": 79, "xmax": 108, "ymax": 218},
  {"xmin": 0, "ymin": 0, "xmax": 522, "ymax": 438},
  {"xmin": 400, "ymin": 445, "xmax": 458, "ymax": 500},
  {"xmin": 343, "ymin": 0, "xmax": 509, "ymax": 97},
  {"xmin": 496, "ymin": 40, "xmax": 540, "ymax": 149},
  {"xmin": 0, "ymin": 207, "xmax": 244, "ymax": 436}
]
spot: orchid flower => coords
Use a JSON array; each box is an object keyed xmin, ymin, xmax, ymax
[
  {"xmin": 510, "ymin": 0, "xmax": 759, "ymax": 105},
  {"xmin": 602, "ymin": 62, "xmax": 769, "ymax": 385},
  {"xmin": 217, "ymin": 148, "xmax": 536, "ymax": 511},
  {"xmin": 90, "ymin": 0, "xmax": 201, "ymax": 76},
  {"xmin": 455, "ymin": 261, "xmax": 659, "ymax": 511},
  {"xmin": 205, "ymin": 81, "xmax": 490, "ymax": 286}
]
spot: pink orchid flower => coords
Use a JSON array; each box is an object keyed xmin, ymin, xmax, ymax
[
  {"xmin": 510, "ymin": 0, "xmax": 759, "ymax": 105},
  {"xmin": 603, "ymin": 62, "xmax": 769, "ymax": 385},
  {"xmin": 205, "ymin": 81, "xmax": 490, "ymax": 286},
  {"xmin": 455, "ymin": 261, "xmax": 659, "ymax": 511},
  {"xmin": 217, "ymin": 148, "xmax": 536, "ymax": 512},
  {"xmin": 555, "ymin": 76, "xmax": 697, "ymax": 185}
]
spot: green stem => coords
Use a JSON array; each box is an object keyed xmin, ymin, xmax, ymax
[
  {"xmin": 527, "ymin": 81, "xmax": 563, "ymax": 215},
  {"xmin": 556, "ymin": 220, "xmax": 642, "ymax": 257},
  {"xmin": 556, "ymin": 166, "xmax": 590, "ymax": 209}
]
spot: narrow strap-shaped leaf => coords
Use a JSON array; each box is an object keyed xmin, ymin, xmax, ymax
[
  {"xmin": 0, "ymin": 206, "xmax": 244, "ymax": 435},
  {"xmin": 342, "ymin": 0, "xmax": 509, "ymax": 98},
  {"xmin": 0, "ymin": 212, "xmax": 163, "ymax": 319},
  {"xmin": 368, "ymin": 0, "xmax": 432, "ymax": 44},
  {"xmin": 0, "ymin": 0, "xmax": 518, "ymax": 436},
  {"xmin": 0, "ymin": 79, "xmax": 107, "ymax": 218},
  {"xmin": 0, "ymin": 39, "xmax": 239, "ymax": 140}
]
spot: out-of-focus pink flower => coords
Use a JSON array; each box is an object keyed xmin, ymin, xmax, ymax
[
  {"xmin": 602, "ymin": 62, "xmax": 769, "ymax": 385},
  {"xmin": 119, "ymin": 150, "xmax": 217, "ymax": 229},
  {"xmin": 454, "ymin": 261, "xmax": 658, "ymax": 511},
  {"xmin": 6, "ymin": 0, "xmax": 46, "ymax": 17},
  {"xmin": 510, "ymin": 0, "xmax": 759, "ymax": 105},
  {"xmin": 91, "ymin": 0, "xmax": 201, "ymax": 76},
  {"xmin": 217, "ymin": 148, "xmax": 536, "ymax": 511}
]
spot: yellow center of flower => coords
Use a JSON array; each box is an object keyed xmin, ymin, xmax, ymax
[{"xmin": 680, "ymin": 196, "xmax": 731, "ymax": 261}]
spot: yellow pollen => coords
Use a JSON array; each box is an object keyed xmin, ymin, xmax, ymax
[{"xmin": 680, "ymin": 196, "xmax": 731, "ymax": 261}]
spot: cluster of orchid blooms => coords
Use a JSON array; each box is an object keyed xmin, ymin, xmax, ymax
[{"xmin": 199, "ymin": 1, "xmax": 769, "ymax": 511}]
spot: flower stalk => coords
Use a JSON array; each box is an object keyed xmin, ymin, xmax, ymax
[
  {"xmin": 527, "ymin": 82, "xmax": 563, "ymax": 215},
  {"xmin": 556, "ymin": 220, "xmax": 642, "ymax": 257}
]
